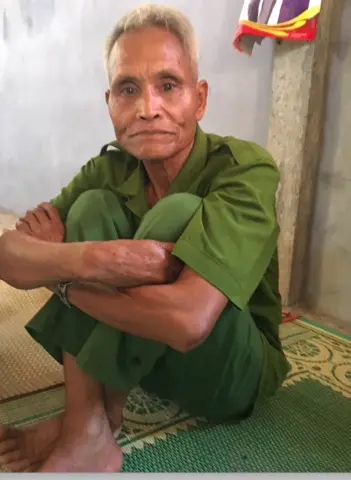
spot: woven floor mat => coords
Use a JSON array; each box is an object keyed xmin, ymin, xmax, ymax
[
  {"xmin": 1, "ymin": 320, "xmax": 350, "ymax": 472},
  {"xmin": 0, "ymin": 281, "xmax": 63, "ymax": 401}
]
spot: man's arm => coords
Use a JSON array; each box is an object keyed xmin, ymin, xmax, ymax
[
  {"xmin": 64, "ymin": 267, "xmax": 228, "ymax": 353},
  {"xmin": 0, "ymin": 149, "xmax": 184, "ymax": 289},
  {"xmin": 0, "ymin": 230, "xmax": 85, "ymax": 289},
  {"xmin": 0, "ymin": 228, "xmax": 181, "ymax": 290}
]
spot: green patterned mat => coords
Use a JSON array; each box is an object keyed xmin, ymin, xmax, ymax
[{"xmin": 1, "ymin": 318, "xmax": 350, "ymax": 472}]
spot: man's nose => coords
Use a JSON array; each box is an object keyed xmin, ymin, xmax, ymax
[{"xmin": 137, "ymin": 89, "xmax": 161, "ymax": 120}]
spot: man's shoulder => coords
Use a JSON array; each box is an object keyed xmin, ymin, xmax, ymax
[
  {"xmin": 198, "ymin": 132, "xmax": 280, "ymax": 194},
  {"xmin": 98, "ymin": 140, "xmax": 122, "ymax": 157},
  {"xmin": 205, "ymin": 132, "xmax": 278, "ymax": 170},
  {"xmin": 93, "ymin": 140, "xmax": 132, "ymax": 166},
  {"xmin": 84, "ymin": 141, "xmax": 136, "ymax": 179}
]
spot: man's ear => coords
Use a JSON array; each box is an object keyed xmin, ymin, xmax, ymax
[
  {"xmin": 195, "ymin": 80, "xmax": 208, "ymax": 122},
  {"xmin": 105, "ymin": 89, "xmax": 110, "ymax": 105}
]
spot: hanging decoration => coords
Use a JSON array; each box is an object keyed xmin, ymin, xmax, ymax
[{"xmin": 234, "ymin": 0, "xmax": 322, "ymax": 54}]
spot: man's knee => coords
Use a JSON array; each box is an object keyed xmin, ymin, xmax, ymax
[
  {"xmin": 152, "ymin": 193, "xmax": 202, "ymax": 218},
  {"xmin": 64, "ymin": 189, "xmax": 130, "ymax": 243},
  {"xmin": 66, "ymin": 189, "xmax": 120, "ymax": 226},
  {"xmin": 135, "ymin": 193, "xmax": 202, "ymax": 242}
]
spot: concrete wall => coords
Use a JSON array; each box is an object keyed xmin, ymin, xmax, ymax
[
  {"xmin": 0, "ymin": 0, "xmax": 273, "ymax": 214},
  {"xmin": 306, "ymin": 1, "xmax": 351, "ymax": 323}
]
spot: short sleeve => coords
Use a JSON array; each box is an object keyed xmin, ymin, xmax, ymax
[{"xmin": 172, "ymin": 155, "xmax": 280, "ymax": 310}]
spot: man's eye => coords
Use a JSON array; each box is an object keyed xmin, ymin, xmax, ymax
[
  {"xmin": 122, "ymin": 86, "xmax": 136, "ymax": 96},
  {"xmin": 163, "ymin": 82, "xmax": 174, "ymax": 92}
]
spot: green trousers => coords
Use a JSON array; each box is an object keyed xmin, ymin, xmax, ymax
[{"xmin": 26, "ymin": 189, "xmax": 263, "ymax": 422}]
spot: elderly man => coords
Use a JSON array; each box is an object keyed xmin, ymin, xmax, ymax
[{"xmin": 0, "ymin": 4, "xmax": 289, "ymax": 473}]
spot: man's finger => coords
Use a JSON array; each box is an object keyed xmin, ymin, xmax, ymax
[
  {"xmin": 18, "ymin": 211, "xmax": 42, "ymax": 235},
  {"xmin": 36, "ymin": 204, "xmax": 52, "ymax": 221},
  {"xmin": 157, "ymin": 242, "xmax": 176, "ymax": 253},
  {"xmin": 38, "ymin": 202, "xmax": 60, "ymax": 222},
  {"xmin": 31, "ymin": 207, "xmax": 50, "ymax": 225},
  {"xmin": 23, "ymin": 210, "xmax": 41, "ymax": 228},
  {"xmin": 15, "ymin": 220, "xmax": 31, "ymax": 235},
  {"xmin": 170, "ymin": 257, "xmax": 184, "ymax": 275}
]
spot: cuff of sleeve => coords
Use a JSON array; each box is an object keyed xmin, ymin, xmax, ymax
[{"xmin": 172, "ymin": 239, "xmax": 246, "ymax": 310}]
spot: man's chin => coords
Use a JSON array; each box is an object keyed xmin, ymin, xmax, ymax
[{"xmin": 129, "ymin": 147, "xmax": 175, "ymax": 162}]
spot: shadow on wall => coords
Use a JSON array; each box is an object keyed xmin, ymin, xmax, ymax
[
  {"xmin": 1, "ymin": 0, "xmax": 56, "ymax": 42},
  {"xmin": 18, "ymin": 0, "xmax": 56, "ymax": 35}
]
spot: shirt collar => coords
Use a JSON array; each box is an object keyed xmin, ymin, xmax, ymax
[
  {"xmin": 167, "ymin": 125, "xmax": 208, "ymax": 195},
  {"xmin": 119, "ymin": 162, "xmax": 149, "ymax": 218}
]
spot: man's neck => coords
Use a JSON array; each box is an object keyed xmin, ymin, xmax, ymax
[{"xmin": 143, "ymin": 140, "xmax": 194, "ymax": 200}]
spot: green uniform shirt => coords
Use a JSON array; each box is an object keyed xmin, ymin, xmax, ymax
[{"xmin": 52, "ymin": 126, "xmax": 290, "ymax": 402}]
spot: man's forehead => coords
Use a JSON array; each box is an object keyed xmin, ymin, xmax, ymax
[
  {"xmin": 109, "ymin": 27, "xmax": 192, "ymax": 77},
  {"xmin": 116, "ymin": 26, "xmax": 184, "ymax": 52}
]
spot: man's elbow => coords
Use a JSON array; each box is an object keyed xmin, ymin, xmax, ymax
[
  {"xmin": 0, "ymin": 231, "xmax": 27, "ymax": 289},
  {"xmin": 0, "ymin": 233, "xmax": 13, "ymax": 282},
  {"xmin": 170, "ymin": 314, "xmax": 210, "ymax": 353}
]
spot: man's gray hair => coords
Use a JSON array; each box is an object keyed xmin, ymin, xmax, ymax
[{"xmin": 104, "ymin": 4, "xmax": 199, "ymax": 82}]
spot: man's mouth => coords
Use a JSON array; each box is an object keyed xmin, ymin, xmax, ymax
[{"xmin": 130, "ymin": 130, "xmax": 174, "ymax": 137}]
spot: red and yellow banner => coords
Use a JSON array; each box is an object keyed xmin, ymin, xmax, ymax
[{"xmin": 234, "ymin": 0, "xmax": 322, "ymax": 54}]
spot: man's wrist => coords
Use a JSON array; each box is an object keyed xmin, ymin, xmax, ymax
[
  {"xmin": 62, "ymin": 242, "xmax": 92, "ymax": 282},
  {"xmin": 77, "ymin": 241, "xmax": 105, "ymax": 282}
]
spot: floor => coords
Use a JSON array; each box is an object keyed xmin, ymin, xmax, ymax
[
  {"xmin": 0, "ymin": 211, "xmax": 17, "ymax": 233},
  {"xmin": 290, "ymin": 306, "xmax": 351, "ymax": 336}
]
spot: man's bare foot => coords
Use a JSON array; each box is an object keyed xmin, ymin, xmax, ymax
[
  {"xmin": 39, "ymin": 413, "xmax": 123, "ymax": 472},
  {"xmin": 0, "ymin": 391, "xmax": 126, "ymax": 472},
  {"xmin": 0, "ymin": 414, "xmax": 63, "ymax": 472}
]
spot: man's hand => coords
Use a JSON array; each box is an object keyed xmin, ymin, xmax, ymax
[
  {"xmin": 8, "ymin": 203, "xmax": 182, "ymax": 289},
  {"xmin": 16, "ymin": 203, "xmax": 65, "ymax": 243},
  {"xmin": 151, "ymin": 241, "xmax": 184, "ymax": 284}
]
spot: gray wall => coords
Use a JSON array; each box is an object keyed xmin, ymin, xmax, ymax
[
  {"xmin": 306, "ymin": 1, "xmax": 351, "ymax": 323},
  {"xmin": 0, "ymin": 0, "xmax": 273, "ymax": 214}
]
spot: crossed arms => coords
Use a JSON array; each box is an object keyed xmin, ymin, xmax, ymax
[
  {"xmin": 0, "ymin": 151, "xmax": 279, "ymax": 353},
  {"xmin": 0, "ymin": 203, "xmax": 227, "ymax": 352}
]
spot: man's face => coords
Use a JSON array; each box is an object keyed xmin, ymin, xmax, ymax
[{"xmin": 105, "ymin": 26, "xmax": 208, "ymax": 162}]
